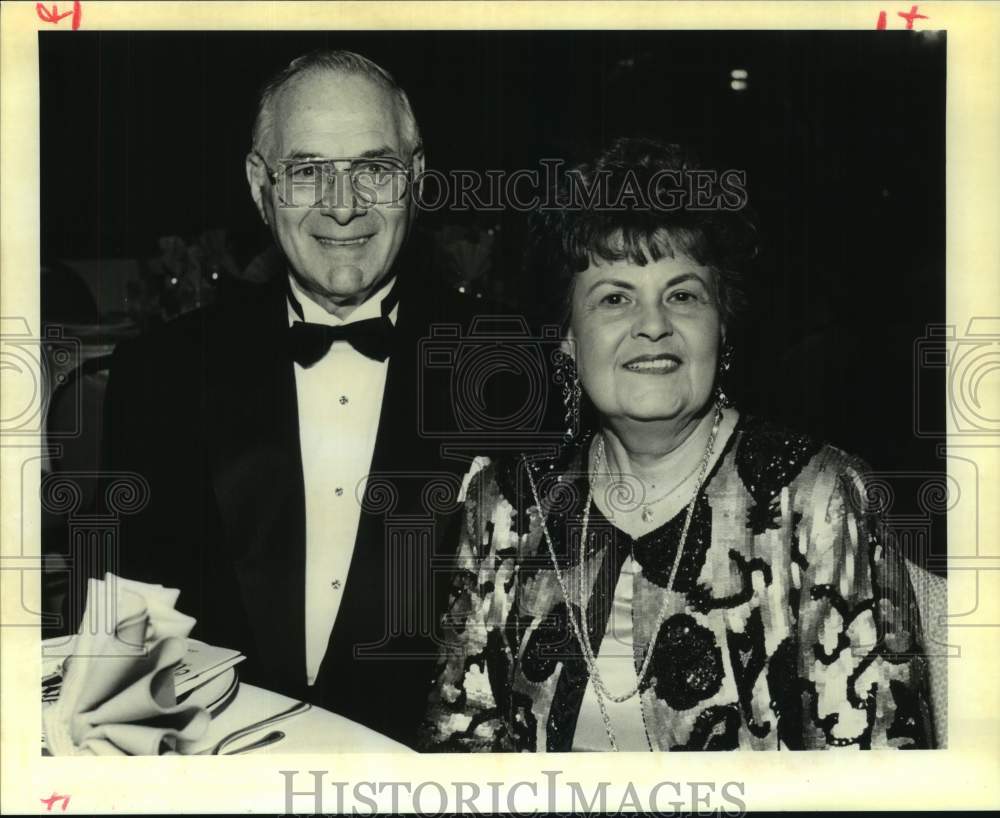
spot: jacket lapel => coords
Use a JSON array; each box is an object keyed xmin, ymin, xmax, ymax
[
  {"xmin": 207, "ymin": 277, "xmax": 307, "ymax": 693},
  {"xmin": 339, "ymin": 295, "xmax": 449, "ymax": 612},
  {"xmin": 314, "ymin": 274, "xmax": 465, "ymax": 742}
]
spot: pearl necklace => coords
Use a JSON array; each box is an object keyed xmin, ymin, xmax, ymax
[{"xmin": 524, "ymin": 401, "xmax": 724, "ymax": 750}]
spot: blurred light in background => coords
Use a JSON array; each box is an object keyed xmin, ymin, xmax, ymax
[{"xmin": 730, "ymin": 68, "xmax": 748, "ymax": 91}]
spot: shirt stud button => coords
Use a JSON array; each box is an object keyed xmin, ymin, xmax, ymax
[
  {"xmin": 331, "ymin": 579, "xmax": 341, "ymax": 590},
  {"xmin": 339, "ymin": 395, "xmax": 349, "ymax": 405},
  {"xmin": 335, "ymin": 487, "xmax": 344, "ymax": 496}
]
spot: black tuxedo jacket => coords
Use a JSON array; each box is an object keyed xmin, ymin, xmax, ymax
[{"xmin": 102, "ymin": 260, "xmax": 482, "ymax": 748}]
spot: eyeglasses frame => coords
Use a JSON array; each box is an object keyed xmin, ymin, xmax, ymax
[{"xmin": 253, "ymin": 151, "xmax": 414, "ymax": 208}]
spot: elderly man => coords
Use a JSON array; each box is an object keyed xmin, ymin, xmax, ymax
[{"xmin": 103, "ymin": 50, "xmax": 472, "ymax": 748}]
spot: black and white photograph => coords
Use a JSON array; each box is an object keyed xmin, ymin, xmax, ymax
[{"xmin": 2, "ymin": 1, "xmax": 998, "ymax": 814}]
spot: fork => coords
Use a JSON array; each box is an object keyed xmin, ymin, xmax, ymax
[
  {"xmin": 222, "ymin": 730, "xmax": 286, "ymax": 755},
  {"xmin": 195, "ymin": 700, "xmax": 310, "ymax": 755}
]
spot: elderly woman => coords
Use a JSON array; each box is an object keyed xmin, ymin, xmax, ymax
[{"xmin": 421, "ymin": 138, "xmax": 934, "ymax": 752}]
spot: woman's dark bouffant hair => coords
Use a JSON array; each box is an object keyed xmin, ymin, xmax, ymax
[{"xmin": 529, "ymin": 137, "xmax": 759, "ymax": 330}]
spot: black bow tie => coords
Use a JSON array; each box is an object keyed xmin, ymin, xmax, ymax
[
  {"xmin": 288, "ymin": 317, "xmax": 395, "ymax": 366},
  {"xmin": 285, "ymin": 275, "xmax": 401, "ymax": 366}
]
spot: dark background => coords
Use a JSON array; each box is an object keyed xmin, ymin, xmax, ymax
[{"xmin": 40, "ymin": 30, "xmax": 947, "ymax": 569}]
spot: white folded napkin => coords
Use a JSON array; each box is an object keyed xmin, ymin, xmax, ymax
[{"xmin": 43, "ymin": 573, "xmax": 210, "ymax": 756}]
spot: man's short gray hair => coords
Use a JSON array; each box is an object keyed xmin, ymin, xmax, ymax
[{"xmin": 251, "ymin": 49, "xmax": 423, "ymax": 160}]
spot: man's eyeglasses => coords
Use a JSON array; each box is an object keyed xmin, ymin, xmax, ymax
[{"xmin": 255, "ymin": 153, "xmax": 412, "ymax": 208}]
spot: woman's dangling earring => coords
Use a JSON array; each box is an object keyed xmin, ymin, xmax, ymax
[
  {"xmin": 715, "ymin": 343, "xmax": 734, "ymax": 407},
  {"xmin": 558, "ymin": 354, "xmax": 581, "ymax": 441}
]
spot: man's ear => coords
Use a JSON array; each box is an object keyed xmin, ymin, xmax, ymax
[
  {"xmin": 245, "ymin": 152, "xmax": 270, "ymax": 226},
  {"xmin": 409, "ymin": 147, "xmax": 426, "ymax": 201}
]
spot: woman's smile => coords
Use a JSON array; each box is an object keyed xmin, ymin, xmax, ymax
[{"xmin": 622, "ymin": 353, "xmax": 682, "ymax": 374}]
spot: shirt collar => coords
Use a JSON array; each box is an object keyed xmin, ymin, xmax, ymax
[{"xmin": 286, "ymin": 274, "xmax": 399, "ymax": 328}]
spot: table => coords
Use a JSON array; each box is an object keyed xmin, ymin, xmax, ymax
[
  {"xmin": 43, "ymin": 659, "xmax": 412, "ymax": 754},
  {"xmin": 188, "ymin": 681, "xmax": 413, "ymax": 754}
]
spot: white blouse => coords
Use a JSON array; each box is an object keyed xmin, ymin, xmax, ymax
[{"xmin": 572, "ymin": 556, "xmax": 651, "ymax": 751}]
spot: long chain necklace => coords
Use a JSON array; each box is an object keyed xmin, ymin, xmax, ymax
[{"xmin": 524, "ymin": 401, "xmax": 724, "ymax": 750}]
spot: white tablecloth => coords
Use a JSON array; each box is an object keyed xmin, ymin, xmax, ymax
[{"xmin": 189, "ymin": 682, "xmax": 413, "ymax": 754}]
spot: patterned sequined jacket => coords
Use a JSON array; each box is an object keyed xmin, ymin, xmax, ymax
[{"xmin": 419, "ymin": 416, "xmax": 934, "ymax": 751}]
